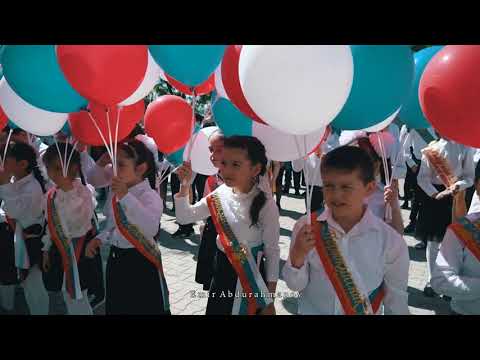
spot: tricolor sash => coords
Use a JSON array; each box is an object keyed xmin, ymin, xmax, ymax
[
  {"xmin": 6, "ymin": 217, "xmax": 31, "ymax": 270},
  {"xmin": 422, "ymin": 145, "xmax": 457, "ymax": 189},
  {"xmin": 310, "ymin": 211, "xmax": 385, "ymax": 315},
  {"xmin": 46, "ymin": 188, "xmax": 84, "ymax": 300},
  {"xmin": 449, "ymin": 217, "xmax": 480, "ymax": 262},
  {"xmin": 111, "ymin": 196, "xmax": 170, "ymax": 312},
  {"xmin": 205, "ymin": 175, "xmax": 220, "ymax": 197},
  {"xmin": 206, "ymin": 193, "xmax": 272, "ymax": 315}
]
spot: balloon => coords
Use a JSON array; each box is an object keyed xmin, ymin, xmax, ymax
[
  {"xmin": 213, "ymin": 98, "xmax": 252, "ymax": 137},
  {"xmin": 0, "ymin": 106, "xmax": 8, "ymax": 129},
  {"xmin": 69, "ymin": 100, "xmax": 144, "ymax": 146},
  {"xmin": 214, "ymin": 63, "xmax": 229, "ymax": 100},
  {"xmin": 361, "ymin": 107, "xmax": 401, "ymax": 132},
  {"xmin": 399, "ymin": 46, "xmax": 443, "ymax": 129},
  {"xmin": 149, "ymin": 45, "xmax": 226, "ymax": 86},
  {"xmin": 0, "ymin": 77, "xmax": 67, "ymax": 136},
  {"xmin": 144, "ymin": 95, "xmax": 193, "ymax": 154},
  {"xmin": 60, "ymin": 122, "xmax": 72, "ymax": 137},
  {"xmin": 419, "ymin": 45, "xmax": 480, "ymax": 147},
  {"xmin": 222, "ymin": 45, "xmax": 265, "ymax": 124},
  {"xmin": 332, "ymin": 45, "xmax": 415, "ymax": 130},
  {"xmin": 1, "ymin": 45, "xmax": 88, "ymax": 113},
  {"xmin": 183, "ymin": 126, "xmax": 219, "ymax": 176},
  {"xmin": 57, "ymin": 45, "xmax": 148, "ymax": 106},
  {"xmin": 239, "ymin": 45, "xmax": 353, "ymax": 135},
  {"xmin": 119, "ymin": 50, "xmax": 163, "ymax": 106},
  {"xmin": 166, "ymin": 124, "xmax": 201, "ymax": 166},
  {"xmin": 165, "ymin": 73, "xmax": 215, "ymax": 95}
]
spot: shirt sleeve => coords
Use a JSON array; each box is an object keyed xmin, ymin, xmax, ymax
[
  {"xmin": 383, "ymin": 231, "xmax": 410, "ymax": 315},
  {"xmin": 260, "ymin": 199, "xmax": 280, "ymax": 282},
  {"xmin": 282, "ymin": 216, "xmax": 310, "ymax": 292},
  {"xmin": 80, "ymin": 152, "xmax": 97, "ymax": 180},
  {"xmin": 417, "ymin": 152, "xmax": 438, "ymax": 197},
  {"xmin": 174, "ymin": 193, "xmax": 211, "ymax": 224},
  {"xmin": 118, "ymin": 191, "xmax": 162, "ymax": 239},
  {"xmin": 431, "ymin": 228, "xmax": 480, "ymax": 300},
  {"xmin": 0, "ymin": 182, "xmax": 44, "ymax": 221},
  {"xmin": 454, "ymin": 148, "xmax": 475, "ymax": 191}
]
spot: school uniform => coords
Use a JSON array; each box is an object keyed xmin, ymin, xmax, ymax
[
  {"xmin": 41, "ymin": 179, "xmax": 97, "ymax": 315},
  {"xmin": 431, "ymin": 212, "xmax": 480, "ymax": 314},
  {"xmin": 97, "ymin": 180, "xmax": 170, "ymax": 315},
  {"xmin": 0, "ymin": 201, "xmax": 16, "ymax": 312},
  {"xmin": 282, "ymin": 207, "xmax": 410, "ymax": 315},
  {"xmin": 416, "ymin": 138, "xmax": 475, "ymax": 286},
  {"xmin": 175, "ymin": 184, "xmax": 280, "ymax": 315},
  {"xmin": 0, "ymin": 174, "xmax": 50, "ymax": 315}
]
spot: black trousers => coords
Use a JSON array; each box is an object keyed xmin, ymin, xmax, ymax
[
  {"xmin": 466, "ymin": 186, "xmax": 475, "ymax": 210},
  {"xmin": 404, "ymin": 163, "xmax": 417, "ymax": 201},
  {"xmin": 193, "ymin": 174, "xmax": 208, "ymax": 203},
  {"xmin": 284, "ymin": 168, "xmax": 301, "ymax": 193},
  {"xmin": 0, "ymin": 223, "xmax": 16, "ymax": 285}
]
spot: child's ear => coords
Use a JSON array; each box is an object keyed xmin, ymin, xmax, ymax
[
  {"xmin": 18, "ymin": 159, "xmax": 29, "ymax": 171},
  {"xmin": 252, "ymin": 164, "xmax": 262, "ymax": 178},
  {"xmin": 136, "ymin": 162, "xmax": 148, "ymax": 178},
  {"xmin": 365, "ymin": 180, "xmax": 377, "ymax": 196}
]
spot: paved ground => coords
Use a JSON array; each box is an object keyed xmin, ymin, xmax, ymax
[{"xmin": 5, "ymin": 179, "xmax": 452, "ymax": 315}]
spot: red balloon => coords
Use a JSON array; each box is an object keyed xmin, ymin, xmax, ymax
[
  {"xmin": 69, "ymin": 100, "xmax": 145, "ymax": 147},
  {"xmin": 144, "ymin": 95, "xmax": 193, "ymax": 154},
  {"xmin": 222, "ymin": 45, "xmax": 266, "ymax": 124},
  {"xmin": 166, "ymin": 73, "xmax": 215, "ymax": 95},
  {"xmin": 57, "ymin": 45, "xmax": 148, "ymax": 106},
  {"xmin": 419, "ymin": 45, "xmax": 480, "ymax": 147},
  {"xmin": 0, "ymin": 106, "xmax": 8, "ymax": 130}
]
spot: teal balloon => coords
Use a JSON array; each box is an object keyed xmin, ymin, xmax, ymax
[
  {"xmin": 7, "ymin": 120, "xmax": 19, "ymax": 130},
  {"xmin": 166, "ymin": 124, "xmax": 201, "ymax": 167},
  {"xmin": 149, "ymin": 45, "xmax": 226, "ymax": 86},
  {"xmin": 61, "ymin": 122, "xmax": 72, "ymax": 137},
  {"xmin": 399, "ymin": 46, "xmax": 443, "ymax": 129},
  {"xmin": 212, "ymin": 98, "xmax": 253, "ymax": 137},
  {"xmin": 2, "ymin": 45, "xmax": 88, "ymax": 113},
  {"xmin": 332, "ymin": 45, "xmax": 415, "ymax": 130}
]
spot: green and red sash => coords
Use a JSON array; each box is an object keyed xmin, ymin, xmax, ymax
[
  {"xmin": 449, "ymin": 217, "xmax": 480, "ymax": 262},
  {"xmin": 111, "ymin": 196, "xmax": 170, "ymax": 312},
  {"xmin": 422, "ymin": 145, "xmax": 457, "ymax": 189},
  {"xmin": 206, "ymin": 193, "xmax": 271, "ymax": 315},
  {"xmin": 310, "ymin": 211, "xmax": 385, "ymax": 315},
  {"xmin": 46, "ymin": 188, "xmax": 85, "ymax": 300},
  {"xmin": 205, "ymin": 175, "xmax": 220, "ymax": 196}
]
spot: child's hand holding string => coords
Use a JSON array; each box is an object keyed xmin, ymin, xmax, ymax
[
  {"xmin": 112, "ymin": 177, "xmax": 128, "ymax": 200},
  {"xmin": 176, "ymin": 161, "xmax": 192, "ymax": 197},
  {"xmin": 290, "ymin": 224, "xmax": 315, "ymax": 269}
]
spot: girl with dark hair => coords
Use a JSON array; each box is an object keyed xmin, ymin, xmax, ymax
[
  {"xmin": 85, "ymin": 139, "xmax": 170, "ymax": 315},
  {"xmin": 0, "ymin": 142, "xmax": 50, "ymax": 314},
  {"xmin": 176, "ymin": 135, "xmax": 280, "ymax": 315},
  {"xmin": 41, "ymin": 142, "xmax": 97, "ymax": 315}
]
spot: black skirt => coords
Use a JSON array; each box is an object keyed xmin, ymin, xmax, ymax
[
  {"xmin": 0, "ymin": 222, "xmax": 17, "ymax": 285},
  {"xmin": 195, "ymin": 217, "xmax": 217, "ymax": 291},
  {"xmin": 205, "ymin": 247, "xmax": 267, "ymax": 315},
  {"xmin": 415, "ymin": 184, "xmax": 453, "ymax": 243},
  {"xmin": 105, "ymin": 246, "xmax": 170, "ymax": 315},
  {"xmin": 42, "ymin": 230, "xmax": 97, "ymax": 292}
]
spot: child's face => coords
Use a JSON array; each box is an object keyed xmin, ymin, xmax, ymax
[
  {"xmin": 116, "ymin": 149, "xmax": 145, "ymax": 187},
  {"xmin": 11, "ymin": 132, "xmax": 29, "ymax": 144},
  {"xmin": 322, "ymin": 168, "xmax": 376, "ymax": 218},
  {"xmin": 3, "ymin": 157, "xmax": 27, "ymax": 177},
  {"xmin": 209, "ymin": 135, "xmax": 224, "ymax": 169},
  {"xmin": 219, "ymin": 147, "xmax": 261, "ymax": 190},
  {"xmin": 46, "ymin": 158, "xmax": 76, "ymax": 188}
]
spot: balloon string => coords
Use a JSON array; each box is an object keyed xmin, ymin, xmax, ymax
[
  {"xmin": 160, "ymin": 165, "xmax": 182, "ymax": 186},
  {"xmin": 53, "ymin": 137, "xmax": 66, "ymax": 178},
  {"xmin": 87, "ymin": 111, "xmax": 114, "ymax": 167},
  {"xmin": 1, "ymin": 129, "xmax": 13, "ymax": 170},
  {"xmin": 63, "ymin": 135, "xmax": 69, "ymax": 177},
  {"xmin": 65, "ymin": 139, "xmax": 78, "ymax": 179},
  {"xmin": 185, "ymin": 89, "xmax": 199, "ymax": 164},
  {"xmin": 294, "ymin": 135, "xmax": 311, "ymax": 224},
  {"xmin": 114, "ymin": 106, "xmax": 122, "ymax": 177},
  {"xmin": 105, "ymin": 109, "xmax": 117, "ymax": 177},
  {"xmin": 308, "ymin": 127, "xmax": 331, "ymax": 212},
  {"xmin": 376, "ymin": 132, "xmax": 392, "ymax": 222}
]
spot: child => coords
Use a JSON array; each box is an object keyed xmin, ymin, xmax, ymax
[
  {"xmin": 41, "ymin": 142, "xmax": 97, "ymax": 315},
  {"xmin": 282, "ymin": 146, "xmax": 409, "ymax": 315},
  {"xmin": 416, "ymin": 134, "xmax": 474, "ymax": 297},
  {"xmin": 175, "ymin": 136, "xmax": 280, "ymax": 315},
  {"xmin": 431, "ymin": 161, "xmax": 480, "ymax": 315},
  {"xmin": 85, "ymin": 139, "xmax": 170, "ymax": 315},
  {"xmin": 0, "ymin": 142, "xmax": 50, "ymax": 315}
]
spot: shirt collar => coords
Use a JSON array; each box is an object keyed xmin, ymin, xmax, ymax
[
  {"xmin": 316, "ymin": 206, "xmax": 379, "ymax": 237},
  {"xmin": 14, "ymin": 173, "xmax": 34, "ymax": 187},
  {"xmin": 129, "ymin": 179, "xmax": 150, "ymax": 195}
]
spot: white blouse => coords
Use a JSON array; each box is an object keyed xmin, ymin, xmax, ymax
[
  {"xmin": 175, "ymin": 184, "xmax": 280, "ymax": 282},
  {"xmin": 431, "ymin": 212, "xmax": 480, "ymax": 315},
  {"xmin": 41, "ymin": 179, "xmax": 96, "ymax": 251},
  {"xmin": 96, "ymin": 180, "xmax": 163, "ymax": 249},
  {"xmin": 282, "ymin": 207, "xmax": 410, "ymax": 315},
  {"xmin": 0, "ymin": 174, "xmax": 44, "ymax": 229}
]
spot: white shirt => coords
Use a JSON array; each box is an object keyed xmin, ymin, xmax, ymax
[
  {"xmin": 404, "ymin": 128, "xmax": 436, "ymax": 169},
  {"xmin": 97, "ymin": 180, "xmax": 163, "ymax": 250},
  {"xmin": 468, "ymin": 192, "xmax": 480, "ymax": 214},
  {"xmin": 399, "ymin": 125, "xmax": 408, "ymax": 145},
  {"xmin": 387, "ymin": 123, "xmax": 401, "ymax": 162},
  {"xmin": 417, "ymin": 139, "xmax": 475, "ymax": 197},
  {"xmin": 365, "ymin": 182, "xmax": 386, "ymax": 220},
  {"xmin": 431, "ymin": 212, "xmax": 480, "ymax": 314},
  {"xmin": 175, "ymin": 184, "xmax": 280, "ymax": 282},
  {"xmin": 41, "ymin": 179, "xmax": 96, "ymax": 251},
  {"xmin": 0, "ymin": 174, "xmax": 44, "ymax": 229},
  {"xmin": 282, "ymin": 207, "xmax": 410, "ymax": 315}
]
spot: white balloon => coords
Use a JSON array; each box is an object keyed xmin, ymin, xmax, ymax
[
  {"xmin": 339, "ymin": 130, "xmax": 367, "ymax": 146},
  {"xmin": 239, "ymin": 45, "xmax": 353, "ymax": 135},
  {"xmin": 183, "ymin": 126, "xmax": 218, "ymax": 176},
  {"xmin": 0, "ymin": 77, "xmax": 67, "ymax": 136},
  {"xmin": 214, "ymin": 63, "xmax": 229, "ymax": 100},
  {"xmin": 120, "ymin": 51, "xmax": 163, "ymax": 106},
  {"xmin": 252, "ymin": 122, "xmax": 326, "ymax": 162},
  {"xmin": 361, "ymin": 107, "xmax": 402, "ymax": 132}
]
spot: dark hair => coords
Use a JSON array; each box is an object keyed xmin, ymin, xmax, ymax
[
  {"xmin": 127, "ymin": 124, "xmax": 145, "ymax": 140},
  {"xmin": 11, "ymin": 128, "xmax": 27, "ymax": 137},
  {"xmin": 321, "ymin": 145, "xmax": 375, "ymax": 185},
  {"xmin": 3, "ymin": 142, "xmax": 47, "ymax": 193},
  {"xmin": 223, "ymin": 136, "xmax": 268, "ymax": 227},
  {"xmin": 118, "ymin": 139, "xmax": 157, "ymax": 190},
  {"xmin": 42, "ymin": 142, "xmax": 84, "ymax": 184},
  {"xmin": 357, "ymin": 137, "xmax": 391, "ymax": 185}
]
